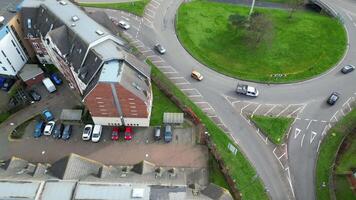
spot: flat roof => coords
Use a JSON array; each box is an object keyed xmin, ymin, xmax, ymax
[
  {"xmin": 99, "ymin": 60, "xmax": 123, "ymax": 83},
  {"xmin": 41, "ymin": 181, "xmax": 76, "ymax": 200},
  {"xmin": 0, "ymin": 181, "xmax": 41, "ymax": 200},
  {"xmin": 18, "ymin": 64, "xmax": 44, "ymax": 81}
]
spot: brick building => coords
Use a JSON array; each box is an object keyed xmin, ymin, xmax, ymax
[{"xmin": 20, "ymin": 0, "xmax": 152, "ymax": 126}]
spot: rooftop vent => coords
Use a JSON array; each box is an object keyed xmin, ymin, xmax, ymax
[
  {"xmin": 0, "ymin": 16, "xmax": 4, "ymax": 25},
  {"xmin": 95, "ymin": 30, "xmax": 104, "ymax": 36},
  {"xmin": 59, "ymin": 1, "xmax": 67, "ymax": 6},
  {"xmin": 72, "ymin": 15, "xmax": 79, "ymax": 22},
  {"xmin": 70, "ymin": 23, "xmax": 76, "ymax": 27}
]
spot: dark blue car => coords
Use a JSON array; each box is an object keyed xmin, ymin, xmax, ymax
[
  {"xmin": 0, "ymin": 77, "xmax": 6, "ymax": 88},
  {"xmin": 50, "ymin": 73, "xmax": 62, "ymax": 85},
  {"xmin": 42, "ymin": 110, "xmax": 54, "ymax": 121},
  {"xmin": 33, "ymin": 121, "xmax": 45, "ymax": 138}
]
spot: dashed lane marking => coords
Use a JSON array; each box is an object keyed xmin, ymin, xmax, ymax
[{"xmin": 300, "ymin": 134, "xmax": 305, "ymax": 147}]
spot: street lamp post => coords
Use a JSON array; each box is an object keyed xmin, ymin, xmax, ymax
[{"xmin": 249, "ymin": 0, "xmax": 256, "ymax": 18}]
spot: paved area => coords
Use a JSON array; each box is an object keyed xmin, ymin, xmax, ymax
[
  {"xmin": 75, "ymin": 0, "xmax": 139, "ymax": 3},
  {"xmin": 2, "ymin": 124, "xmax": 208, "ymax": 168},
  {"xmin": 0, "ymin": 91, "xmax": 10, "ymax": 112}
]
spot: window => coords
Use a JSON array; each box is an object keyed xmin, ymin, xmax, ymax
[
  {"xmin": 11, "ymin": 40, "xmax": 16, "ymax": 47},
  {"xmin": 2, "ymin": 67, "xmax": 7, "ymax": 71},
  {"xmin": 6, "ymin": 58, "xmax": 11, "ymax": 65},
  {"xmin": 20, "ymin": 55, "xmax": 25, "ymax": 62},
  {"xmin": 16, "ymin": 48, "xmax": 21, "ymax": 55},
  {"xmin": 38, "ymin": 53, "xmax": 44, "ymax": 57},
  {"xmin": 11, "ymin": 66, "xmax": 16, "ymax": 72},
  {"xmin": 27, "ymin": 19, "xmax": 32, "ymax": 29}
]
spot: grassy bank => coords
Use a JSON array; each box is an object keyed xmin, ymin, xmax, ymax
[
  {"xmin": 0, "ymin": 112, "xmax": 11, "ymax": 124},
  {"xmin": 150, "ymin": 84, "xmax": 181, "ymax": 126},
  {"xmin": 148, "ymin": 60, "xmax": 268, "ymax": 199},
  {"xmin": 316, "ymin": 109, "xmax": 356, "ymax": 200},
  {"xmin": 176, "ymin": 0, "xmax": 346, "ymax": 83},
  {"xmin": 79, "ymin": 0, "xmax": 149, "ymax": 17},
  {"xmin": 209, "ymin": 155, "xmax": 230, "ymax": 190},
  {"xmin": 251, "ymin": 115, "xmax": 293, "ymax": 144}
]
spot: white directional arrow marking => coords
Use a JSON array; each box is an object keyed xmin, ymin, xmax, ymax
[
  {"xmin": 294, "ymin": 128, "xmax": 301, "ymax": 139},
  {"xmin": 310, "ymin": 131, "xmax": 317, "ymax": 144}
]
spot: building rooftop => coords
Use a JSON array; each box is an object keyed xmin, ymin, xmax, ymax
[
  {"xmin": 18, "ymin": 64, "xmax": 44, "ymax": 81},
  {"xmin": 0, "ymin": 0, "xmax": 22, "ymax": 27}
]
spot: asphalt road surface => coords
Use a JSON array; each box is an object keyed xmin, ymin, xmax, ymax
[{"xmin": 85, "ymin": 0, "xmax": 356, "ymax": 199}]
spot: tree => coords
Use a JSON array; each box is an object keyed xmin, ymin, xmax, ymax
[
  {"xmin": 246, "ymin": 12, "xmax": 274, "ymax": 47},
  {"xmin": 289, "ymin": 0, "xmax": 304, "ymax": 19},
  {"xmin": 228, "ymin": 14, "xmax": 248, "ymax": 32}
]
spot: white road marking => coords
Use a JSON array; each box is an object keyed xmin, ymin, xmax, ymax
[
  {"xmin": 294, "ymin": 128, "xmax": 301, "ymax": 139},
  {"xmin": 317, "ymin": 140, "xmax": 322, "ymax": 153},
  {"xmin": 175, "ymin": 82, "xmax": 190, "ymax": 85},
  {"xmin": 151, "ymin": 60, "xmax": 165, "ymax": 63},
  {"xmin": 188, "ymin": 94, "xmax": 202, "ymax": 98},
  {"xmin": 240, "ymin": 103, "xmax": 252, "ymax": 114},
  {"xmin": 285, "ymin": 167, "xmax": 296, "ymax": 198},
  {"xmin": 163, "ymin": 71, "xmax": 178, "ymax": 74},
  {"xmin": 286, "ymin": 126, "xmax": 292, "ymax": 139},
  {"xmin": 251, "ymin": 104, "xmax": 262, "ymax": 117},
  {"xmin": 156, "ymin": 65, "xmax": 171, "ymax": 69},
  {"xmin": 264, "ymin": 105, "xmax": 277, "ymax": 116},
  {"xmin": 346, "ymin": 12, "xmax": 353, "ymax": 21},
  {"xmin": 287, "ymin": 106, "xmax": 303, "ymax": 117},
  {"xmin": 310, "ymin": 131, "xmax": 317, "ymax": 144},
  {"xmin": 321, "ymin": 120, "xmax": 327, "ymax": 123},
  {"xmin": 301, "ymin": 134, "xmax": 305, "ymax": 147},
  {"xmin": 306, "ymin": 120, "xmax": 313, "ymax": 129},
  {"xmin": 276, "ymin": 105, "xmax": 291, "ymax": 117}
]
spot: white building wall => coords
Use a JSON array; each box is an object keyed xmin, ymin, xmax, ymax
[
  {"xmin": 92, "ymin": 116, "xmax": 150, "ymax": 127},
  {"xmin": 0, "ymin": 26, "xmax": 28, "ymax": 76}
]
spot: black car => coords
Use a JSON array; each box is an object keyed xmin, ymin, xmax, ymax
[
  {"xmin": 62, "ymin": 125, "xmax": 72, "ymax": 140},
  {"xmin": 341, "ymin": 64, "xmax": 355, "ymax": 74},
  {"xmin": 1, "ymin": 78, "xmax": 15, "ymax": 91},
  {"xmin": 29, "ymin": 90, "xmax": 41, "ymax": 101},
  {"xmin": 327, "ymin": 92, "xmax": 340, "ymax": 105},
  {"xmin": 53, "ymin": 123, "xmax": 64, "ymax": 139}
]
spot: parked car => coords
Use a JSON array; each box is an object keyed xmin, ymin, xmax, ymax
[
  {"xmin": 42, "ymin": 109, "xmax": 54, "ymax": 121},
  {"xmin": 124, "ymin": 126, "xmax": 133, "ymax": 141},
  {"xmin": 154, "ymin": 126, "xmax": 161, "ymax": 141},
  {"xmin": 118, "ymin": 20, "xmax": 130, "ymax": 30},
  {"xmin": 43, "ymin": 121, "xmax": 55, "ymax": 136},
  {"xmin": 91, "ymin": 125, "xmax": 102, "ymax": 142},
  {"xmin": 62, "ymin": 125, "xmax": 72, "ymax": 140},
  {"xmin": 1, "ymin": 78, "xmax": 15, "ymax": 91},
  {"xmin": 50, "ymin": 73, "xmax": 63, "ymax": 85},
  {"xmin": 82, "ymin": 124, "xmax": 93, "ymax": 141},
  {"xmin": 33, "ymin": 121, "xmax": 45, "ymax": 138},
  {"xmin": 111, "ymin": 127, "xmax": 119, "ymax": 141},
  {"xmin": 341, "ymin": 64, "xmax": 355, "ymax": 74},
  {"xmin": 154, "ymin": 44, "xmax": 166, "ymax": 54},
  {"xmin": 42, "ymin": 78, "xmax": 56, "ymax": 93},
  {"xmin": 0, "ymin": 77, "xmax": 6, "ymax": 88},
  {"xmin": 52, "ymin": 123, "xmax": 64, "ymax": 139},
  {"xmin": 327, "ymin": 92, "xmax": 340, "ymax": 105},
  {"xmin": 191, "ymin": 70, "xmax": 203, "ymax": 81},
  {"xmin": 164, "ymin": 124, "xmax": 172, "ymax": 143},
  {"xmin": 236, "ymin": 84, "xmax": 259, "ymax": 97},
  {"xmin": 29, "ymin": 90, "xmax": 41, "ymax": 101}
]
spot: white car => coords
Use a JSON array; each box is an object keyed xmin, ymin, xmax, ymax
[
  {"xmin": 118, "ymin": 20, "xmax": 130, "ymax": 30},
  {"xmin": 82, "ymin": 124, "xmax": 93, "ymax": 141},
  {"xmin": 43, "ymin": 121, "xmax": 55, "ymax": 136},
  {"xmin": 91, "ymin": 125, "xmax": 102, "ymax": 143}
]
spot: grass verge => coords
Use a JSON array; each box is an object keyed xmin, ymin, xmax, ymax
[
  {"xmin": 209, "ymin": 155, "xmax": 230, "ymax": 190},
  {"xmin": 150, "ymin": 83, "xmax": 182, "ymax": 126},
  {"xmin": 10, "ymin": 114, "xmax": 40, "ymax": 139},
  {"xmin": 316, "ymin": 109, "xmax": 356, "ymax": 200},
  {"xmin": 79, "ymin": 0, "xmax": 150, "ymax": 17},
  {"xmin": 176, "ymin": 0, "xmax": 346, "ymax": 83},
  {"xmin": 251, "ymin": 115, "xmax": 293, "ymax": 144},
  {"xmin": 148, "ymin": 60, "xmax": 268, "ymax": 199},
  {"xmin": 0, "ymin": 112, "xmax": 11, "ymax": 124}
]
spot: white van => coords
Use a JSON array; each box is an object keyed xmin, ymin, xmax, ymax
[
  {"xmin": 91, "ymin": 125, "xmax": 102, "ymax": 143},
  {"xmin": 42, "ymin": 78, "xmax": 56, "ymax": 93}
]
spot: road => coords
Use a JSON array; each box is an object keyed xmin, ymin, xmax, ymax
[{"xmin": 85, "ymin": 0, "xmax": 356, "ymax": 199}]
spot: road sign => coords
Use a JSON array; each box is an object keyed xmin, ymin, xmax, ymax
[{"xmin": 228, "ymin": 143, "xmax": 238, "ymax": 155}]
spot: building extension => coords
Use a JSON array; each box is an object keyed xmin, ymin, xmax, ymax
[{"xmin": 20, "ymin": 0, "xmax": 152, "ymax": 126}]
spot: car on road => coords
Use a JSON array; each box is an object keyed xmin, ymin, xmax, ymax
[
  {"xmin": 341, "ymin": 64, "xmax": 355, "ymax": 74},
  {"xmin": 91, "ymin": 125, "xmax": 102, "ymax": 142},
  {"xmin": 62, "ymin": 124, "xmax": 72, "ymax": 140},
  {"xmin": 154, "ymin": 126, "xmax": 161, "ymax": 141},
  {"xmin": 42, "ymin": 109, "xmax": 54, "ymax": 121},
  {"xmin": 50, "ymin": 73, "xmax": 63, "ymax": 85},
  {"xmin": 124, "ymin": 126, "xmax": 133, "ymax": 141},
  {"xmin": 82, "ymin": 124, "xmax": 93, "ymax": 141},
  {"xmin": 29, "ymin": 90, "xmax": 41, "ymax": 102},
  {"xmin": 164, "ymin": 124, "xmax": 172, "ymax": 143},
  {"xmin": 327, "ymin": 92, "xmax": 340, "ymax": 105},
  {"xmin": 236, "ymin": 84, "xmax": 259, "ymax": 97},
  {"xmin": 43, "ymin": 121, "xmax": 55, "ymax": 136},
  {"xmin": 111, "ymin": 127, "xmax": 119, "ymax": 141},
  {"xmin": 191, "ymin": 70, "xmax": 203, "ymax": 81},
  {"xmin": 33, "ymin": 121, "xmax": 45, "ymax": 138},
  {"xmin": 154, "ymin": 44, "xmax": 166, "ymax": 54},
  {"xmin": 118, "ymin": 20, "xmax": 130, "ymax": 30},
  {"xmin": 1, "ymin": 78, "xmax": 15, "ymax": 91},
  {"xmin": 52, "ymin": 123, "xmax": 64, "ymax": 139}
]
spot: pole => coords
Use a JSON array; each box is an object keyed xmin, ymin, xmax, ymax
[{"xmin": 249, "ymin": 0, "xmax": 256, "ymax": 18}]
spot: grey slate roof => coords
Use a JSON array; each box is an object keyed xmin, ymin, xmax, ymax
[{"xmin": 131, "ymin": 160, "xmax": 156, "ymax": 175}]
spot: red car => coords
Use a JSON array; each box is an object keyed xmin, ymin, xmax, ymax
[
  {"xmin": 111, "ymin": 127, "xmax": 119, "ymax": 141},
  {"xmin": 124, "ymin": 127, "xmax": 133, "ymax": 141}
]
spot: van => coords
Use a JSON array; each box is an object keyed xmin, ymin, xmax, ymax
[{"xmin": 42, "ymin": 78, "xmax": 56, "ymax": 93}]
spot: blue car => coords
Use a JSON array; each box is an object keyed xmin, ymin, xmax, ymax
[
  {"xmin": 50, "ymin": 73, "xmax": 62, "ymax": 85},
  {"xmin": 42, "ymin": 110, "xmax": 54, "ymax": 121},
  {"xmin": 33, "ymin": 121, "xmax": 45, "ymax": 138},
  {"xmin": 0, "ymin": 77, "xmax": 6, "ymax": 88}
]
